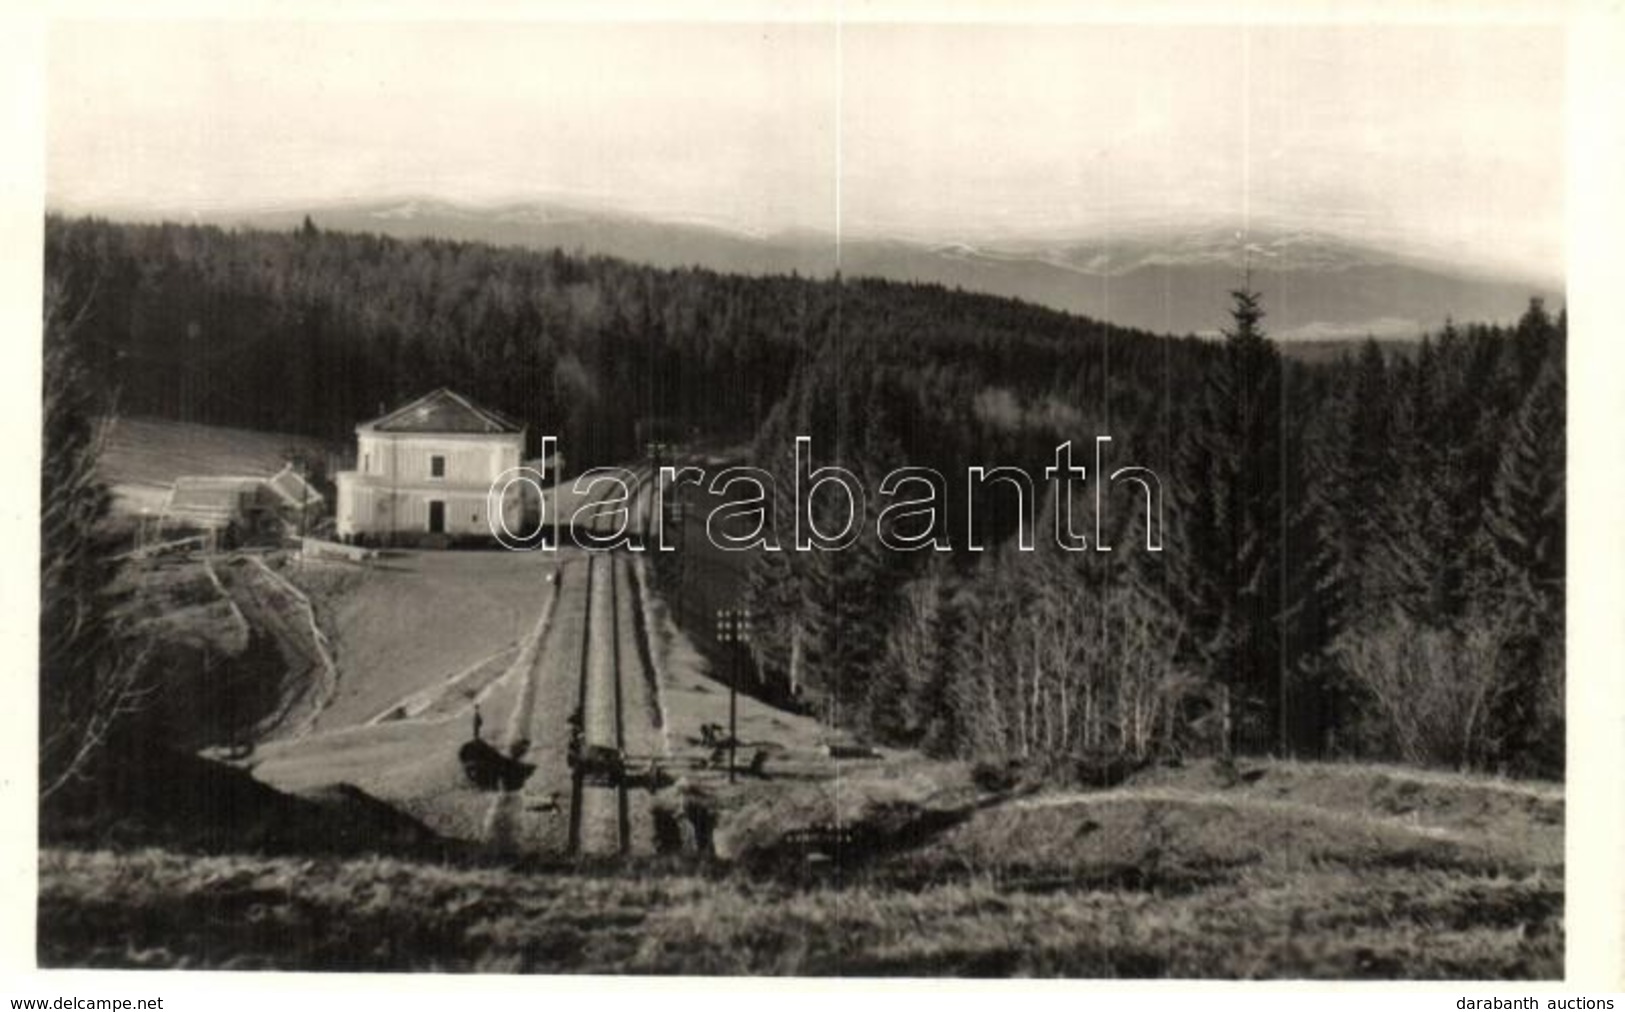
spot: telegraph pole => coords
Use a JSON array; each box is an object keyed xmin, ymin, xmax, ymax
[{"xmin": 651, "ymin": 441, "xmax": 687, "ymax": 593}]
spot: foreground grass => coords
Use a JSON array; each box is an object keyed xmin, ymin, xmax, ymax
[
  {"xmin": 40, "ymin": 721, "xmax": 1563, "ymax": 979},
  {"xmin": 40, "ymin": 762, "xmax": 1562, "ymax": 977}
]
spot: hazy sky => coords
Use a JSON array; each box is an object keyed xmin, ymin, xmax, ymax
[{"xmin": 48, "ymin": 19, "xmax": 1564, "ymax": 276}]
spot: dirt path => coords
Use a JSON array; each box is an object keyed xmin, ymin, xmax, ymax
[
  {"xmin": 362, "ymin": 644, "xmax": 521, "ymax": 726},
  {"xmin": 214, "ymin": 555, "xmax": 338, "ymax": 740},
  {"xmin": 1012, "ymin": 786, "xmax": 1483, "ymax": 844},
  {"xmin": 1011, "ymin": 773, "xmax": 1564, "ymax": 854},
  {"xmin": 1304, "ymin": 761, "xmax": 1565, "ymax": 803}
]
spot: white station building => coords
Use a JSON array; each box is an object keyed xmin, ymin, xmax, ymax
[{"xmin": 334, "ymin": 389, "xmax": 526, "ymax": 543}]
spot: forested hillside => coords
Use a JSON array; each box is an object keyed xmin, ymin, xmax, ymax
[
  {"xmin": 742, "ymin": 287, "xmax": 1563, "ymax": 777},
  {"xmin": 45, "ymin": 215, "xmax": 1175, "ymax": 467},
  {"xmin": 44, "ymin": 214, "xmax": 1564, "ymax": 777}
]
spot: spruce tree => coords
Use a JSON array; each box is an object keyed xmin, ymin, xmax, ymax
[
  {"xmin": 1481, "ymin": 339, "xmax": 1565, "ymax": 774},
  {"xmin": 1173, "ymin": 289, "xmax": 1286, "ymax": 753}
]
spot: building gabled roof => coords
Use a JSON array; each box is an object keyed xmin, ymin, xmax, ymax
[{"xmin": 360, "ymin": 389, "xmax": 524, "ymax": 435}]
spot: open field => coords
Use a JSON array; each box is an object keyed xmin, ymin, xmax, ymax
[
  {"xmin": 286, "ymin": 549, "xmax": 556, "ymax": 732},
  {"xmin": 98, "ymin": 416, "xmax": 335, "ymax": 515}
]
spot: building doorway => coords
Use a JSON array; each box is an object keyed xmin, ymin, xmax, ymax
[{"xmin": 428, "ymin": 500, "xmax": 445, "ymax": 534}]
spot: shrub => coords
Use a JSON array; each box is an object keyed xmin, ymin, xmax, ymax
[{"xmin": 1331, "ymin": 611, "xmax": 1505, "ymax": 768}]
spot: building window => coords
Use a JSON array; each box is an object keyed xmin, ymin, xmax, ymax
[{"xmin": 430, "ymin": 455, "xmax": 445, "ymax": 478}]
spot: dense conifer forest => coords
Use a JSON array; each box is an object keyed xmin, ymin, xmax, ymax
[{"xmin": 44, "ymin": 214, "xmax": 1565, "ymax": 778}]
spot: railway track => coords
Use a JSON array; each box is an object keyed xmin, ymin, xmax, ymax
[
  {"xmin": 569, "ymin": 549, "xmax": 670, "ymax": 857},
  {"xmin": 569, "ymin": 553, "xmax": 633, "ymax": 856},
  {"xmin": 476, "ymin": 467, "xmax": 665, "ymax": 858},
  {"xmin": 482, "ymin": 548, "xmax": 662, "ymax": 858}
]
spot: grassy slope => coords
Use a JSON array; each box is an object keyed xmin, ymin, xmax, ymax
[
  {"xmin": 39, "ymin": 759, "xmax": 1562, "ymax": 977},
  {"xmin": 99, "ymin": 416, "xmax": 334, "ymax": 514},
  {"xmin": 114, "ymin": 555, "xmax": 337, "ymax": 750},
  {"xmin": 287, "ymin": 549, "xmax": 554, "ymax": 731}
]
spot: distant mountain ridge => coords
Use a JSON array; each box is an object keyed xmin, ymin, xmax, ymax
[{"xmin": 95, "ymin": 197, "xmax": 1559, "ymax": 341}]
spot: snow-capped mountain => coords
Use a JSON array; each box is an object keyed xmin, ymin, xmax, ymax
[{"xmin": 189, "ymin": 199, "xmax": 1560, "ymax": 341}]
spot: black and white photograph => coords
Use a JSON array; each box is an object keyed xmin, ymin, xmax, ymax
[{"xmin": 18, "ymin": 0, "xmax": 1624, "ymax": 985}]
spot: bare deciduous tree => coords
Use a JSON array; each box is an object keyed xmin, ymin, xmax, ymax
[
  {"xmin": 40, "ymin": 281, "xmax": 148, "ymax": 803},
  {"xmin": 1331, "ymin": 610, "xmax": 1505, "ymax": 768}
]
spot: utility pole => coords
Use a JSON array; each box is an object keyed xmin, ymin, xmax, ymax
[
  {"xmin": 650, "ymin": 440, "xmax": 688, "ymax": 594},
  {"xmin": 667, "ymin": 496, "xmax": 688, "ymax": 592},
  {"xmin": 714, "ymin": 606, "xmax": 752, "ymax": 783}
]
